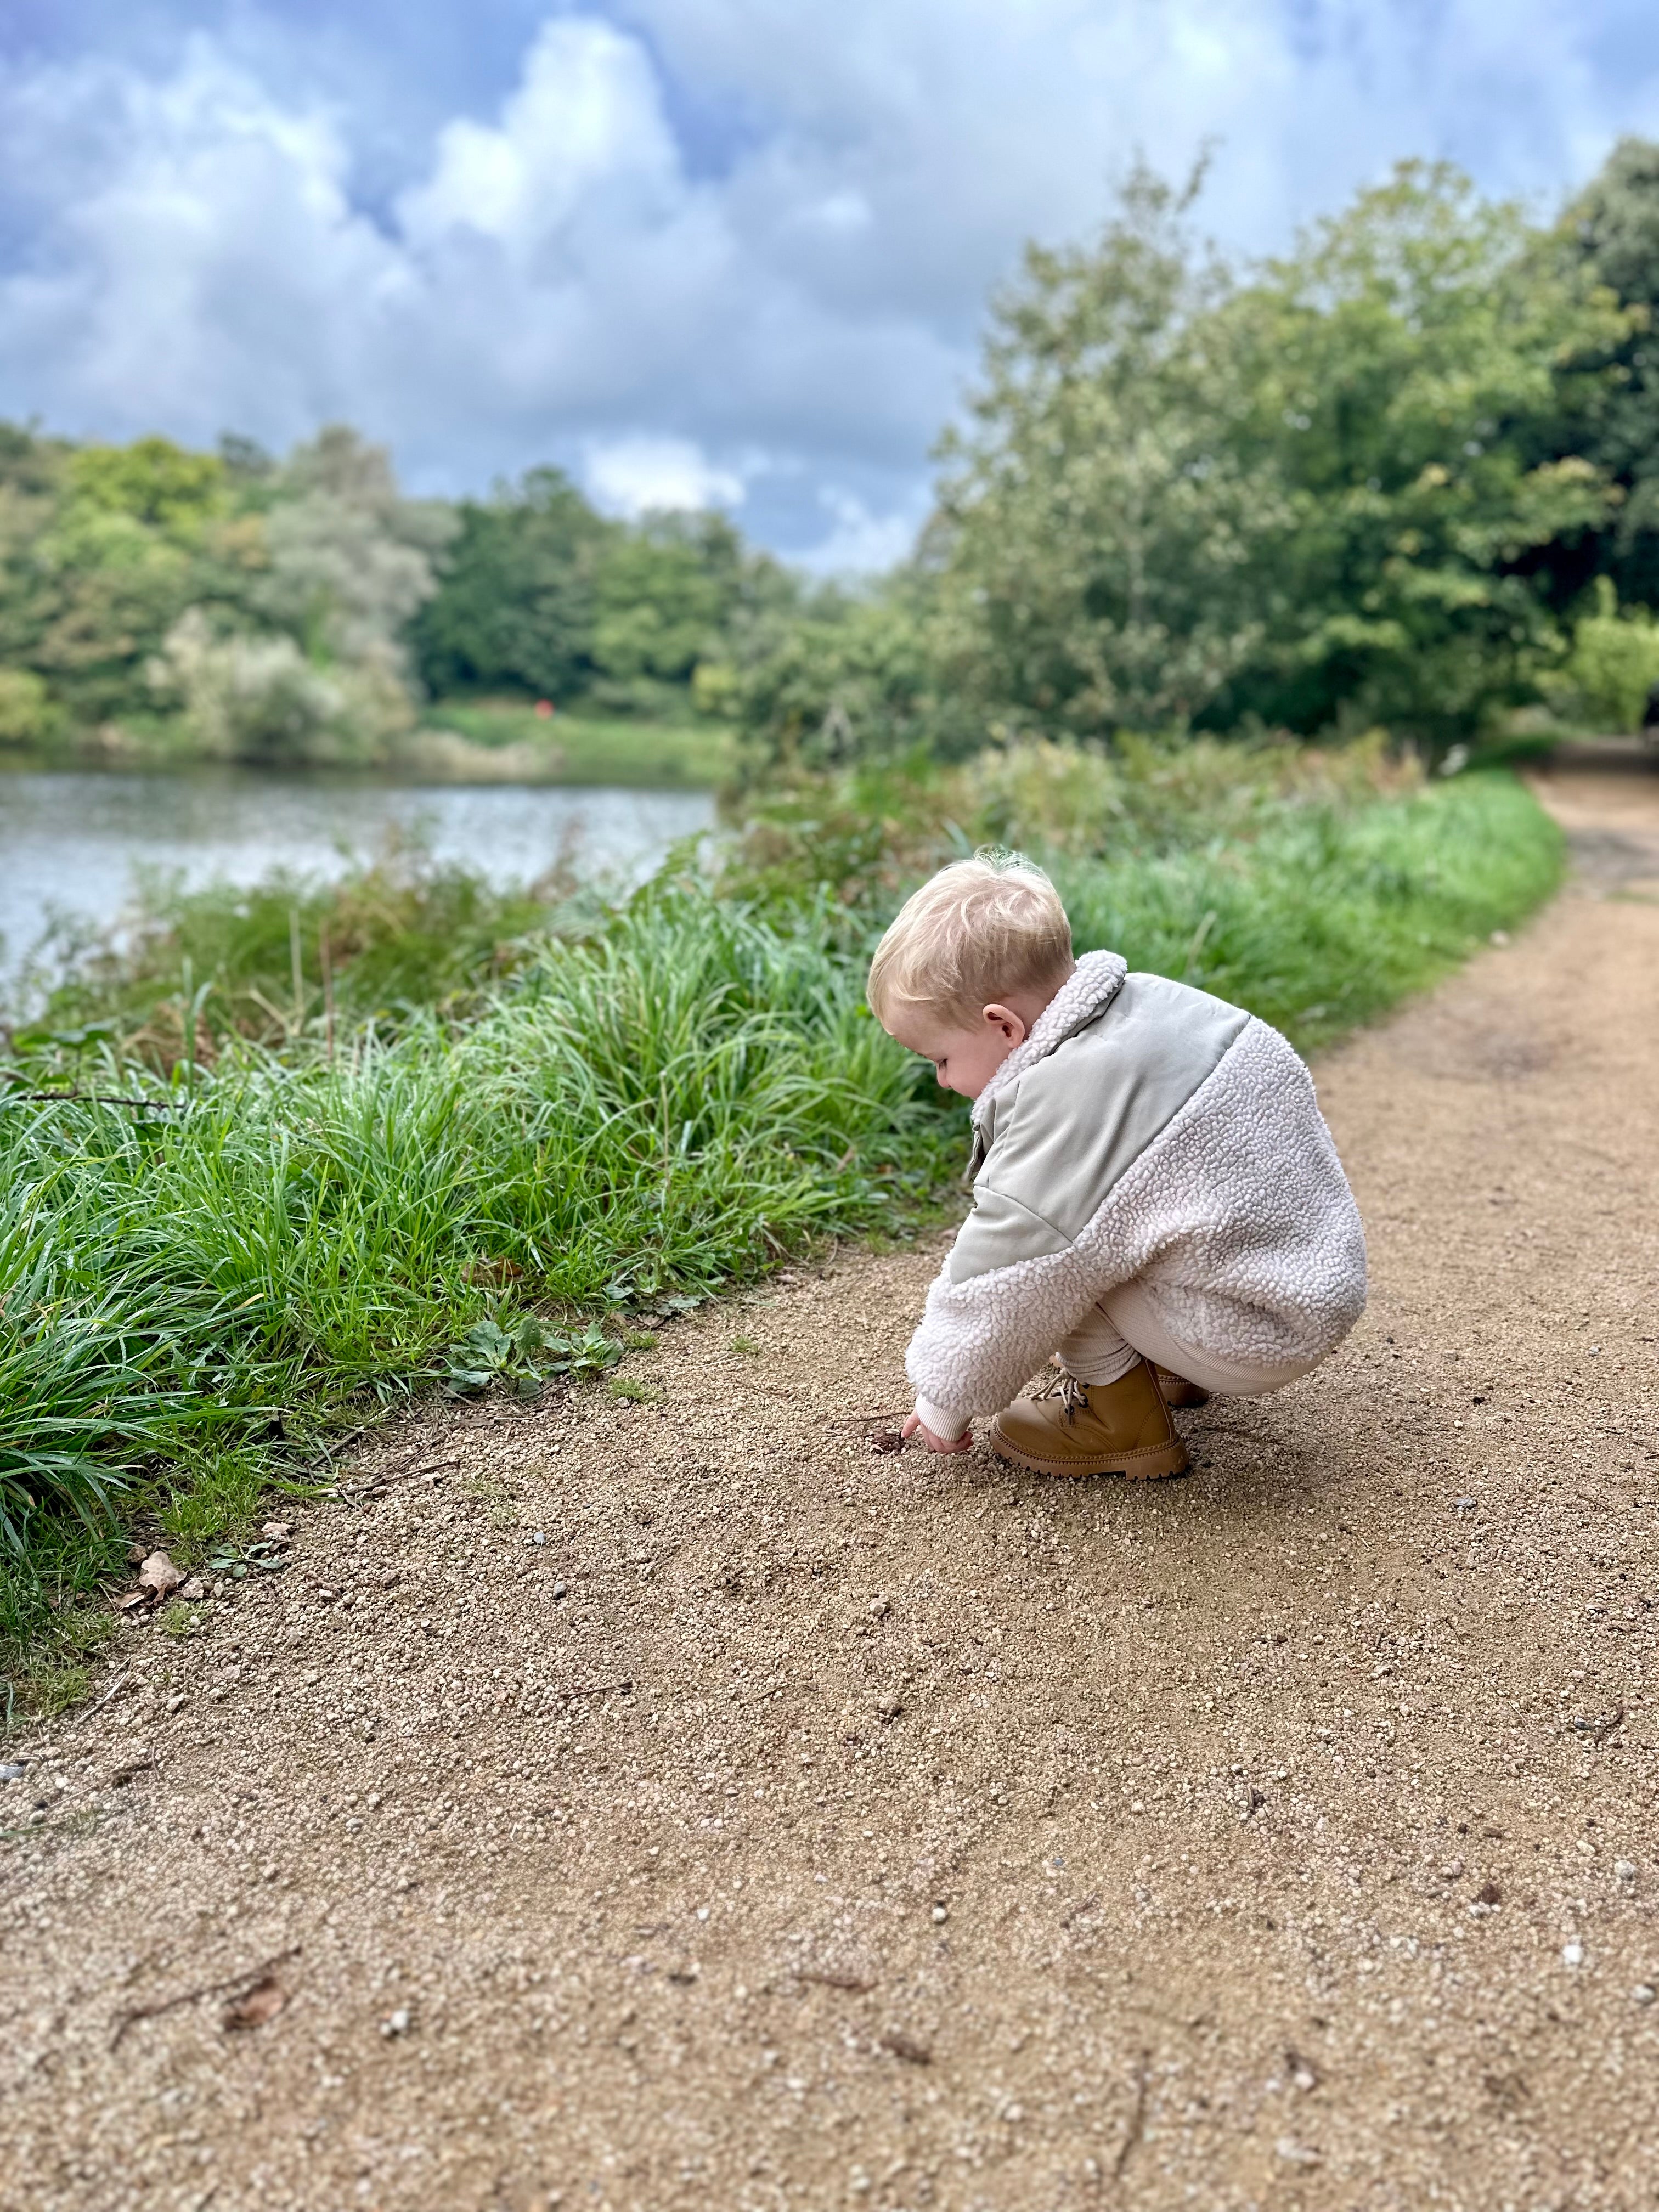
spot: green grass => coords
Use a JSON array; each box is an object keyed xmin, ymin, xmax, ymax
[
  {"xmin": 18, "ymin": 845, "xmax": 571, "ymax": 1062},
  {"xmin": 0, "ymin": 758, "xmax": 1564, "ymax": 1714},
  {"xmin": 1054, "ymin": 771, "xmax": 1564, "ymax": 1054},
  {"xmin": 421, "ymin": 701, "xmax": 733, "ymax": 786},
  {"xmin": 1, "ymin": 882, "xmax": 953, "ymax": 1706}
]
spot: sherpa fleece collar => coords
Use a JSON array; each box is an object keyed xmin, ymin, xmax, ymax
[{"xmin": 969, "ymin": 949, "xmax": 1128, "ymax": 1138}]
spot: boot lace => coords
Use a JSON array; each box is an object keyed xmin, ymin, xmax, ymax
[{"xmin": 1034, "ymin": 1370, "xmax": 1088, "ymax": 1424}]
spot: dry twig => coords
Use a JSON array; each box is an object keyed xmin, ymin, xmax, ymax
[{"xmin": 109, "ymin": 1946, "xmax": 301, "ymax": 2049}]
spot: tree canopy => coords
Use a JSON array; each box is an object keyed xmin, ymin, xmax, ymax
[{"xmin": 8, "ymin": 139, "xmax": 1659, "ymax": 768}]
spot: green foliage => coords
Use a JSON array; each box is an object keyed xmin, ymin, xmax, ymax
[
  {"xmin": 444, "ymin": 1316, "xmax": 623, "ymax": 1398},
  {"xmin": 1542, "ymin": 577, "xmax": 1659, "ymax": 730},
  {"xmin": 1217, "ymin": 165, "xmax": 1620, "ymax": 743},
  {"xmin": 412, "ymin": 475, "xmax": 791, "ymax": 716},
  {"xmin": 591, "ymin": 514, "xmax": 749, "ymax": 687},
  {"xmin": 20, "ymin": 841, "xmax": 570, "ymax": 1060},
  {"xmin": 932, "ymin": 163, "xmax": 1281, "ymax": 736},
  {"xmin": 731, "ymin": 587, "xmax": 959, "ymax": 776},
  {"xmin": 420, "ymin": 701, "xmax": 732, "ymax": 785},
  {"xmin": 1558, "ymin": 139, "xmax": 1659, "ymax": 609},
  {"xmin": 0, "ymin": 667, "xmax": 53, "ymax": 744},
  {"xmin": 0, "ymin": 424, "xmax": 452, "ymax": 760},
  {"xmin": 0, "ymin": 875, "xmax": 951, "ymax": 1545},
  {"xmin": 1050, "ymin": 772, "xmax": 1562, "ymax": 1052},
  {"xmin": 722, "ymin": 731, "xmax": 1417, "ymax": 929},
  {"xmin": 66, "ymin": 437, "xmax": 227, "ymax": 533},
  {"xmin": 919, "ymin": 160, "xmax": 1624, "ymax": 757},
  {"xmin": 410, "ymin": 467, "xmax": 606, "ymax": 701}
]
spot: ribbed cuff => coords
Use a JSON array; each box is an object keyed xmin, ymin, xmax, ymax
[{"xmin": 913, "ymin": 1395, "xmax": 970, "ymax": 1443}]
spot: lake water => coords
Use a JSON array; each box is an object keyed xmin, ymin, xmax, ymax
[{"xmin": 0, "ymin": 766, "xmax": 716, "ymax": 985}]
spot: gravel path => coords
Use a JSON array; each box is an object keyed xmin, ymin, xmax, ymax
[{"xmin": 5, "ymin": 758, "xmax": 1659, "ymax": 2212}]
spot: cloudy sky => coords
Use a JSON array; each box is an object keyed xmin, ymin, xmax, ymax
[{"xmin": 2, "ymin": 2, "xmax": 1657, "ymax": 566}]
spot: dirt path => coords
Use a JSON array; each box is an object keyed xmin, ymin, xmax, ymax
[{"xmin": 5, "ymin": 759, "xmax": 1659, "ymax": 2212}]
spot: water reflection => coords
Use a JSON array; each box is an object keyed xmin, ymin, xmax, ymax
[{"xmin": 0, "ymin": 766, "xmax": 716, "ymax": 980}]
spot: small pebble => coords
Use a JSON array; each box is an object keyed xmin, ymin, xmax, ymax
[
  {"xmin": 528, "ymin": 1532, "xmax": 546, "ymax": 1547},
  {"xmin": 931, "ymin": 1903, "xmax": 949, "ymax": 1923},
  {"xmin": 381, "ymin": 2007, "xmax": 411, "ymax": 2038},
  {"xmin": 552, "ymin": 1581, "xmax": 568, "ymax": 1600},
  {"xmin": 1616, "ymin": 1860, "xmax": 1637, "ymax": 1883},
  {"xmin": 1562, "ymin": 1941, "xmax": 1585, "ymax": 1968},
  {"xmin": 1454, "ymin": 1496, "xmax": 1475, "ymax": 1515},
  {"xmin": 1635, "ymin": 1985, "xmax": 1656, "ymax": 2007},
  {"xmin": 0, "ymin": 1762, "xmax": 26, "ymax": 1782}
]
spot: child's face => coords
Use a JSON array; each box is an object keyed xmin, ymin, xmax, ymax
[{"xmin": 882, "ymin": 1002, "xmax": 1032, "ymax": 1099}]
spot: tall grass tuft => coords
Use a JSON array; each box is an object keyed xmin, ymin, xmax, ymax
[{"xmin": 1, "ymin": 880, "xmax": 952, "ymax": 1560}]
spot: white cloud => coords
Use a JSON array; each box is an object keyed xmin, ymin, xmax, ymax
[
  {"xmin": 1, "ymin": 4, "xmax": 1657, "ymax": 568},
  {"xmin": 399, "ymin": 20, "xmax": 682, "ymax": 259},
  {"xmin": 584, "ymin": 433, "xmax": 746, "ymax": 516},
  {"xmin": 794, "ymin": 488, "xmax": 930, "ymax": 578}
]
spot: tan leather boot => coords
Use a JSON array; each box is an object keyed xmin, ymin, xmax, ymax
[
  {"xmin": 990, "ymin": 1361, "xmax": 1189, "ymax": 1480},
  {"xmin": 1154, "ymin": 1365, "xmax": 1211, "ymax": 1409}
]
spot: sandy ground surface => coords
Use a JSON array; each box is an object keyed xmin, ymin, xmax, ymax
[{"xmin": 4, "ymin": 756, "xmax": 1659, "ymax": 2212}]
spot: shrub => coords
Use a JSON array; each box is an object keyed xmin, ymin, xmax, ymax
[
  {"xmin": 0, "ymin": 667, "xmax": 54, "ymax": 746},
  {"xmin": 1544, "ymin": 579, "xmax": 1659, "ymax": 731},
  {"xmin": 150, "ymin": 610, "xmax": 411, "ymax": 765}
]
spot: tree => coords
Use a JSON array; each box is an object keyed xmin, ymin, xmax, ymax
[
  {"xmin": 592, "ymin": 512, "xmax": 753, "ymax": 687},
  {"xmin": 1555, "ymin": 138, "xmax": 1659, "ymax": 608},
  {"xmin": 1215, "ymin": 163, "xmax": 1620, "ymax": 742},
  {"xmin": 411, "ymin": 467, "xmax": 607, "ymax": 701},
  {"xmin": 732, "ymin": 585, "xmax": 954, "ymax": 776},
  {"xmin": 66, "ymin": 435, "xmax": 227, "ymax": 533},
  {"xmin": 929, "ymin": 163, "xmax": 1288, "ymax": 737},
  {"xmin": 931, "ymin": 161, "xmax": 1623, "ymax": 751}
]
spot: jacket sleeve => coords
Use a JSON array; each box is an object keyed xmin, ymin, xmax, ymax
[{"xmin": 904, "ymin": 1190, "xmax": 1111, "ymax": 1419}]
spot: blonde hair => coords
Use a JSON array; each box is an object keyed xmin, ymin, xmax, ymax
[{"xmin": 867, "ymin": 851, "xmax": 1074, "ymax": 1028}]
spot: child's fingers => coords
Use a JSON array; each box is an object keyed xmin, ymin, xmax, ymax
[{"xmin": 901, "ymin": 1413, "xmax": 922, "ymax": 1440}]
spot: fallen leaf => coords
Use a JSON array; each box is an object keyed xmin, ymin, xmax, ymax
[
  {"xmin": 223, "ymin": 1975, "xmax": 287, "ymax": 2031},
  {"xmin": 262, "ymin": 1521, "xmax": 294, "ymax": 1543},
  {"xmin": 115, "ymin": 1592, "xmax": 149, "ymax": 1612},
  {"xmin": 138, "ymin": 1552, "xmax": 183, "ymax": 1598},
  {"xmin": 869, "ymin": 1430, "xmax": 906, "ymax": 1455}
]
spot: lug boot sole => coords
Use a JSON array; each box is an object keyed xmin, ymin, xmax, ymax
[{"xmin": 987, "ymin": 1421, "xmax": 1189, "ymax": 1481}]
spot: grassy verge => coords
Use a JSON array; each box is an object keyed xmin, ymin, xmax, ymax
[
  {"xmin": 419, "ymin": 702, "xmax": 733, "ymax": 785},
  {"xmin": 1, "ymin": 701, "xmax": 735, "ymax": 788},
  {"xmin": 1054, "ymin": 771, "xmax": 1563, "ymax": 1054},
  {"xmin": 0, "ymin": 754, "xmax": 1563, "ymax": 1715}
]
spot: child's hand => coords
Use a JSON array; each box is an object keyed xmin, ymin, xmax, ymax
[{"xmin": 902, "ymin": 1411, "xmax": 972, "ymax": 1454}]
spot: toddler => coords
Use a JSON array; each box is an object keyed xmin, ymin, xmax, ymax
[{"xmin": 869, "ymin": 853, "xmax": 1367, "ymax": 1478}]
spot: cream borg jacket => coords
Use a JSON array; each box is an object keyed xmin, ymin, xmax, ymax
[{"xmin": 907, "ymin": 950, "xmax": 1367, "ymax": 1428}]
